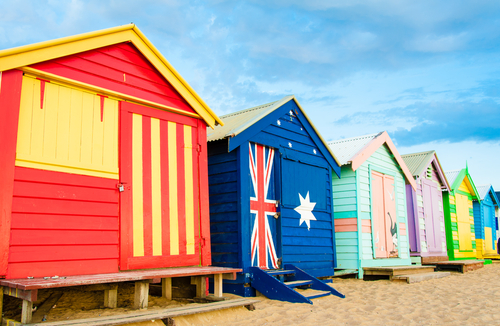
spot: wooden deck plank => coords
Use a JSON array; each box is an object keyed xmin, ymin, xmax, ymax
[
  {"xmin": 424, "ymin": 260, "xmax": 484, "ymax": 273},
  {"xmin": 17, "ymin": 298, "xmax": 260, "ymax": 326},
  {"xmin": 363, "ymin": 266, "xmax": 435, "ymax": 276},
  {"xmin": 0, "ymin": 266, "xmax": 241, "ymax": 290}
]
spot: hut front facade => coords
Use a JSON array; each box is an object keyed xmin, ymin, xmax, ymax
[
  {"xmin": 497, "ymin": 191, "xmax": 500, "ymax": 241},
  {"xmin": 443, "ymin": 168, "xmax": 480, "ymax": 260},
  {"xmin": 0, "ymin": 25, "xmax": 222, "ymax": 279},
  {"xmin": 207, "ymin": 96, "xmax": 341, "ymax": 296},
  {"xmin": 401, "ymin": 151, "xmax": 450, "ymax": 264},
  {"xmin": 328, "ymin": 132, "xmax": 416, "ymax": 278},
  {"xmin": 473, "ymin": 185, "xmax": 500, "ymax": 258}
]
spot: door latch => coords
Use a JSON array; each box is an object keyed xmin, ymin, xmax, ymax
[
  {"xmin": 117, "ymin": 183, "xmax": 125, "ymax": 192},
  {"xmin": 274, "ymin": 212, "xmax": 280, "ymax": 219}
]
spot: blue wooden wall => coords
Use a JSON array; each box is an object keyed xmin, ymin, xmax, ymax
[{"xmin": 208, "ymin": 139, "xmax": 240, "ymax": 268}]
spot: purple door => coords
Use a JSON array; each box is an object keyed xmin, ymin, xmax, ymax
[{"xmin": 422, "ymin": 179, "xmax": 441, "ymax": 253}]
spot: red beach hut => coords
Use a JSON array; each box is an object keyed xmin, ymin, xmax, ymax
[{"xmin": 0, "ymin": 24, "xmax": 223, "ymax": 279}]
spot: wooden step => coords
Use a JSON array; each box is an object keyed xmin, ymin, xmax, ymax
[
  {"xmin": 297, "ymin": 289, "xmax": 331, "ymax": 300},
  {"xmin": 426, "ymin": 260, "xmax": 484, "ymax": 273},
  {"xmin": 363, "ymin": 265, "xmax": 435, "ymax": 277},
  {"xmin": 332, "ymin": 269, "xmax": 357, "ymax": 277},
  {"xmin": 391, "ymin": 272, "xmax": 450, "ymax": 284},
  {"xmin": 266, "ymin": 270, "xmax": 295, "ymax": 276},
  {"xmin": 284, "ymin": 280, "xmax": 313, "ymax": 288},
  {"xmin": 12, "ymin": 298, "xmax": 260, "ymax": 326}
]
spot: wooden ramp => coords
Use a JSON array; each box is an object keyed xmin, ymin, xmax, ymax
[
  {"xmin": 422, "ymin": 260, "xmax": 484, "ymax": 273},
  {"xmin": 3, "ymin": 298, "xmax": 259, "ymax": 326},
  {"xmin": 363, "ymin": 265, "xmax": 450, "ymax": 283},
  {"xmin": 250, "ymin": 264, "xmax": 345, "ymax": 304}
]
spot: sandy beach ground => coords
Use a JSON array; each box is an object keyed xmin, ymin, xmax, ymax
[
  {"xmin": 4, "ymin": 263, "xmax": 500, "ymax": 325},
  {"xmin": 176, "ymin": 263, "xmax": 500, "ymax": 326}
]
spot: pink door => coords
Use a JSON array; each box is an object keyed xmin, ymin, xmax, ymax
[{"xmin": 372, "ymin": 171, "xmax": 398, "ymax": 258}]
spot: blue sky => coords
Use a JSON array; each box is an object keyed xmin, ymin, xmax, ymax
[{"xmin": 1, "ymin": 0, "xmax": 499, "ymax": 190}]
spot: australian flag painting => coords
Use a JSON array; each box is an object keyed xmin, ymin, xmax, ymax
[{"xmin": 249, "ymin": 142, "xmax": 279, "ymax": 269}]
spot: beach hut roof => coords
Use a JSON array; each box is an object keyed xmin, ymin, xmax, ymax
[
  {"xmin": 327, "ymin": 132, "xmax": 381, "ymax": 165},
  {"xmin": 207, "ymin": 95, "xmax": 341, "ymax": 173},
  {"xmin": 0, "ymin": 24, "xmax": 222, "ymax": 128},
  {"xmin": 445, "ymin": 168, "xmax": 480, "ymax": 201},
  {"xmin": 475, "ymin": 184, "xmax": 500, "ymax": 206},
  {"xmin": 445, "ymin": 170, "xmax": 461, "ymax": 186},
  {"xmin": 401, "ymin": 150, "xmax": 450, "ymax": 191},
  {"xmin": 328, "ymin": 131, "xmax": 417, "ymax": 190}
]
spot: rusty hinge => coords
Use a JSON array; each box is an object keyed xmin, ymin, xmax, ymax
[
  {"xmin": 200, "ymin": 237, "xmax": 206, "ymax": 248},
  {"xmin": 197, "ymin": 144, "xmax": 202, "ymax": 152}
]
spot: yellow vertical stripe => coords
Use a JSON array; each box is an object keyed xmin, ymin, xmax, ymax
[
  {"xmin": 68, "ymin": 89, "xmax": 83, "ymax": 162},
  {"xmin": 80, "ymin": 92, "xmax": 94, "ymax": 165},
  {"xmin": 168, "ymin": 121, "xmax": 179, "ymax": 255},
  {"xmin": 132, "ymin": 114, "xmax": 144, "ymax": 257},
  {"xmin": 102, "ymin": 98, "xmax": 116, "ymax": 169},
  {"xmin": 31, "ymin": 79, "xmax": 44, "ymax": 157},
  {"xmin": 56, "ymin": 86, "xmax": 71, "ymax": 161},
  {"xmin": 151, "ymin": 118, "xmax": 162, "ymax": 256},
  {"xmin": 184, "ymin": 125, "xmax": 195, "ymax": 255},
  {"xmin": 91, "ymin": 96, "xmax": 104, "ymax": 166},
  {"xmin": 43, "ymin": 82, "xmax": 58, "ymax": 160}
]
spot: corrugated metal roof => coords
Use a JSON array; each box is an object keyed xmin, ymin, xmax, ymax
[
  {"xmin": 475, "ymin": 184, "xmax": 492, "ymax": 201},
  {"xmin": 401, "ymin": 150, "xmax": 435, "ymax": 177},
  {"xmin": 327, "ymin": 132, "xmax": 383, "ymax": 165},
  {"xmin": 445, "ymin": 170, "xmax": 461, "ymax": 187},
  {"xmin": 207, "ymin": 96, "xmax": 291, "ymax": 142},
  {"xmin": 206, "ymin": 95, "xmax": 341, "ymax": 168}
]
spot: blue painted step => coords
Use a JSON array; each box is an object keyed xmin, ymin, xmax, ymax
[{"xmin": 249, "ymin": 264, "xmax": 345, "ymax": 304}]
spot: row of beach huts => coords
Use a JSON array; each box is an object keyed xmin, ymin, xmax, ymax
[{"xmin": 0, "ymin": 25, "xmax": 498, "ymax": 323}]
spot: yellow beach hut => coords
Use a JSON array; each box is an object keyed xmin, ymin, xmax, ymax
[{"xmin": 443, "ymin": 167, "xmax": 480, "ymax": 260}]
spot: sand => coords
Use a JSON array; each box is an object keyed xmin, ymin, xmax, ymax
[
  {"xmin": 175, "ymin": 263, "xmax": 500, "ymax": 326},
  {"xmin": 4, "ymin": 263, "xmax": 500, "ymax": 325}
]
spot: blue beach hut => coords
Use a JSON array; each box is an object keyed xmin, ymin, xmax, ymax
[
  {"xmin": 473, "ymin": 185, "xmax": 500, "ymax": 258},
  {"xmin": 207, "ymin": 96, "xmax": 344, "ymax": 303}
]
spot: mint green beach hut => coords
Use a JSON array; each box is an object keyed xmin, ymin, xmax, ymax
[{"xmin": 328, "ymin": 132, "xmax": 417, "ymax": 278}]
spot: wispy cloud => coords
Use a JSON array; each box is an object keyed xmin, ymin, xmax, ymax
[{"xmin": 334, "ymin": 99, "xmax": 500, "ymax": 146}]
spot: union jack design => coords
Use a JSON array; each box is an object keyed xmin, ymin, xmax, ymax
[{"xmin": 249, "ymin": 143, "xmax": 279, "ymax": 269}]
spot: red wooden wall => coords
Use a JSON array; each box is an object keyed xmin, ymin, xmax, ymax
[
  {"xmin": 30, "ymin": 43, "xmax": 195, "ymax": 114},
  {"xmin": 8, "ymin": 167, "xmax": 119, "ymax": 278}
]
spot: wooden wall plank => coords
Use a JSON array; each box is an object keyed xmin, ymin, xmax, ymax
[
  {"xmin": 30, "ymin": 42, "xmax": 195, "ymax": 114},
  {"xmin": 7, "ymin": 259, "xmax": 118, "ymax": 279},
  {"xmin": 8, "ymin": 167, "xmax": 119, "ymax": 278}
]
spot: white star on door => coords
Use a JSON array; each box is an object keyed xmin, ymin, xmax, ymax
[{"xmin": 294, "ymin": 191, "xmax": 317, "ymax": 230}]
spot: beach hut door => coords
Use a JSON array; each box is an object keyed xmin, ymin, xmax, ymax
[
  {"xmin": 372, "ymin": 171, "xmax": 398, "ymax": 258},
  {"xmin": 484, "ymin": 204, "xmax": 495, "ymax": 252},
  {"xmin": 119, "ymin": 102, "xmax": 202, "ymax": 270},
  {"xmin": 455, "ymin": 194, "xmax": 472, "ymax": 251},
  {"xmin": 249, "ymin": 143, "xmax": 281, "ymax": 270},
  {"xmin": 422, "ymin": 179, "xmax": 441, "ymax": 252}
]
